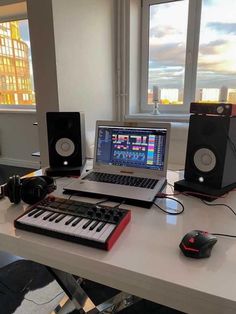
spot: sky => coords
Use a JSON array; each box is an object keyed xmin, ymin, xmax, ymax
[
  {"xmin": 19, "ymin": 19, "xmax": 31, "ymax": 50},
  {"xmin": 149, "ymin": 0, "xmax": 236, "ymax": 90}
]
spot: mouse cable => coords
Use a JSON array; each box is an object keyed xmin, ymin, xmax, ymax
[
  {"xmin": 211, "ymin": 233, "xmax": 236, "ymax": 239},
  {"xmin": 153, "ymin": 195, "xmax": 184, "ymax": 215},
  {"xmin": 201, "ymin": 199, "xmax": 236, "ymax": 216}
]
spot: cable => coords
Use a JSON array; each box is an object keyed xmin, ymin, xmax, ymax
[
  {"xmin": 201, "ymin": 199, "xmax": 236, "ymax": 216},
  {"xmin": 95, "ymin": 198, "xmax": 110, "ymax": 205},
  {"xmin": 24, "ymin": 291, "xmax": 64, "ymax": 305},
  {"xmin": 153, "ymin": 196, "xmax": 184, "ymax": 215},
  {"xmin": 211, "ymin": 233, "xmax": 236, "ymax": 239},
  {"xmin": 113, "ymin": 199, "xmax": 126, "ymax": 209}
]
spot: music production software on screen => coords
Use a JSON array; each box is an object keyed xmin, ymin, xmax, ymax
[{"xmin": 96, "ymin": 126, "xmax": 167, "ymax": 170}]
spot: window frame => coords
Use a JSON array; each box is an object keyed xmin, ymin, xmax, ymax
[
  {"xmin": 0, "ymin": 1, "xmax": 36, "ymax": 110},
  {"xmin": 140, "ymin": 0, "xmax": 202, "ymax": 114}
]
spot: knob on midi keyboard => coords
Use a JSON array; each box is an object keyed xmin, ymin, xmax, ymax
[{"xmin": 14, "ymin": 196, "xmax": 131, "ymax": 250}]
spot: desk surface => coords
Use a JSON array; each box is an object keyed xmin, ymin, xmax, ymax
[{"xmin": 1, "ymin": 170, "xmax": 236, "ymax": 314}]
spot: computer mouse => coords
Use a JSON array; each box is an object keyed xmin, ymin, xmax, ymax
[{"xmin": 179, "ymin": 230, "xmax": 217, "ymax": 259}]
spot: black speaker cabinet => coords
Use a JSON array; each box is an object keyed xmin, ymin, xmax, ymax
[
  {"xmin": 45, "ymin": 112, "xmax": 85, "ymax": 176},
  {"xmin": 175, "ymin": 115, "xmax": 236, "ymax": 199}
]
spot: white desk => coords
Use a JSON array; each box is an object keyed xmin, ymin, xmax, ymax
[{"xmin": 1, "ymin": 170, "xmax": 236, "ymax": 314}]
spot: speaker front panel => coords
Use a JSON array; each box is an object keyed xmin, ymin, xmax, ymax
[
  {"xmin": 47, "ymin": 112, "xmax": 83, "ymax": 168},
  {"xmin": 184, "ymin": 115, "xmax": 229, "ymax": 188}
]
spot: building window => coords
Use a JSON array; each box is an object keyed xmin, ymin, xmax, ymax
[
  {"xmin": 0, "ymin": 19, "xmax": 35, "ymax": 107},
  {"xmin": 141, "ymin": 0, "xmax": 236, "ymax": 114}
]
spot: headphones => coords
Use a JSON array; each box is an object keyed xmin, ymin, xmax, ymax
[{"xmin": 0, "ymin": 175, "xmax": 56, "ymax": 205}]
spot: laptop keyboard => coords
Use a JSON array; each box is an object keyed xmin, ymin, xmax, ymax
[{"xmin": 83, "ymin": 172, "xmax": 159, "ymax": 189}]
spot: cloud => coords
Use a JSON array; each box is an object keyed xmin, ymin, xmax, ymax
[
  {"xmin": 149, "ymin": 42, "xmax": 186, "ymax": 67},
  {"xmin": 207, "ymin": 22, "xmax": 236, "ymax": 34},
  {"xmin": 150, "ymin": 25, "xmax": 179, "ymax": 38},
  {"xmin": 199, "ymin": 39, "xmax": 227, "ymax": 55}
]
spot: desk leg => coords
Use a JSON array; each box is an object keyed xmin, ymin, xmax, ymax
[{"xmin": 48, "ymin": 267, "xmax": 141, "ymax": 314}]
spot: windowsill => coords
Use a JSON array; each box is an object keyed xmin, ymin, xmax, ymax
[
  {"xmin": 125, "ymin": 113, "xmax": 190, "ymax": 123},
  {"xmin": 0, "ymin": 108, "xmax": 36, "ymax": 114}
]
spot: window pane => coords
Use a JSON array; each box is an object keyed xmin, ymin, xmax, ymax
[
  {"xmin": 148, "ymin": 0, "xmax": 188, "ymax": 105},
  {"xmin": 0, "ymin": 20, "xmax": 35, "ymax": 106},
  {"xmin": 196, "ymin": 0, "xmax": 236, "ymax": 103}
]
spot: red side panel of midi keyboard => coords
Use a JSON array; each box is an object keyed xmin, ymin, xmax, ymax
[{"xmin": 106, "ymin": 211, "xmax": 131, "ymax": 250}]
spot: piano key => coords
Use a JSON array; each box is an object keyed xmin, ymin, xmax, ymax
[
  {"xmin": 82, "ymin": 220, "xmax": 93, "ymax": 229},
  {"xmin": 34, "ymin": 210, "xmax": 45, "ymax": 218},
  {"xmin": 71, "ymin": 217, "xmax": 82, "ymax": 226},
  {"xmin": 55, "ymin": 214, "xmax": 66, "ymax": 223},
  {"xmin": 45, "ymin": 216, "xmax": 69, "ymax": 232},
  {"xmin": 96, "ymin": 222, "xmax": 106, "ymax": 232},
  {"xmin": 19, "ymin": 211, "xmax": 51, "ymax": 228},
  {"xmin": 28, "ymin": 208, "xmax": 41, "ymax": 217},
  {"xmin": 97, "ymin": 224, "xmax": 116, "ymax": 243},
  {"xmin": 43, "ymin": 212, "xmax": 54, "ymax": 220},
  {"xmin": 65, "ymin": 216, "xmax": 76, "ymax": 225},
  {"xmin": 89, "ymin": 221, "xmax": 99, "ymax": 230},
  {"xmin": 91, "ymin": 223, "xmax": 110, "ymax": 240},
  {"xmin": 49, "ymin": 213, "xmax": 61, "ymax": 222},
  {"xmin": 70, "ymin": 219, "xmax": 90, "ymax": 236},
  {"xmin": 79, "ymin": 221, "xmax": 103, "ymax": 239}
]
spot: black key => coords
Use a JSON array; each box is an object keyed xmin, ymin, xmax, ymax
[
  {"xmin": 71, "ymin": 217, "xmax": 82, "ymax": 227},
  {"xmin": 34, "ymin": 210, "xmax": 45, "ymax": 218},
  {"xmin": 96, "ymin": 222, "xmax": 106, "ymax": 232},
  {"xmin": 82, "ymin": 220, "xmax": 93, "ymax": 229},
  {"xmin": 28, "ymin": 208, "xmax": 41, "ymax": 217},
  {"xmin": 43, "ymin": 212, "xmax": 54, "ymax": 220},
  {"xmin": 55, "ymin": 214, "xmax": 66, "ymax": 223},
  {"xmin": 89, "ymin": 221, "xmax": 99, "ymax": 230},
  {"xmin": 65, "ymin": 216, "xmax": 76, "ymax": 225},
  {"xmin": 49, "ymin": 213, "xmax": 60, "ymax": 222}
]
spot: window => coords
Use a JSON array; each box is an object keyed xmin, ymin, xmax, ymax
[
  {"xmin": 141, "ymin": 0, "xmax": 236, "ymax": 114},
  {"xmin": 0, "ymin": 2, "xmax": 35, "ymax": 109}
]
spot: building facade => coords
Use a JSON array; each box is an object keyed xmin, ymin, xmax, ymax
[{"xmin": 0, "ymin": 21, "xmax": 34, "ymax": 105}]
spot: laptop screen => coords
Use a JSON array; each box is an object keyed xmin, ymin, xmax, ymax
[{"xmin": 95, "ymin": 125, "xmax": 168, "ymax": 171}]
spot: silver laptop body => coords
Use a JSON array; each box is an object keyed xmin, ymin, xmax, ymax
[{"xmin": 64, "ymin": 120, "xmax": 171, "ymax": 205}]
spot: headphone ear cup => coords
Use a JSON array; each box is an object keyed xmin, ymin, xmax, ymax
[
  {"xmin": 21, "ymin": 177, "xmax": 48, "ymax": 205},
  {"xmin": 6, "ymin": 175, "xmax": 22, "ymax": 204}
]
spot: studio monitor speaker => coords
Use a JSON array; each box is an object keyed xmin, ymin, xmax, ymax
[
  {"xmin": 175, "ymin": 114, "xmax": 236, "ymax": 199},
  {"xmin": 45, "ymin": 112, "xmax": 85, "ymax": 176}
]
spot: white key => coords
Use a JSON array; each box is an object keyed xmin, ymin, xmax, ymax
[
  {"xmin": 92, "ymin": 223, "xmax": 110, "ymax": 240},
  {"xmin": 36, "ymin": 212, "xmax": 61, "ymax": 229},
  {"xmin": 46, "ymin": 215, "xmax": 73, "ymax": 232},
  {"xmin": 80, "ymin": 221, "xmax": 103, "ymax": 240},
  {"xmin": 97, "ymin": 224, "xmax": 116, "ymax": 243},
  {"xmin": 71, "ymin": 219, "xmax": 90, "ymax": 237},
  {"xmin": 79, "ymin": 220, "xmax": 98, "ymax": 238},
  {"xmin": 19, "ymin": 210, "xmax": 49, "ymax": 226},
  {"xmin": 65, "ymin": 218, "xmax": 86, "ymax": 236}
]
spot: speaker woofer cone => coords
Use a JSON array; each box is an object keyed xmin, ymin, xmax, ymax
[
  {"xmin": 193, "ymin": 148, "xmax": 216, "ymax": 173},
  {"xmin": 55, "ymin": 138, "xmax": 75, "ymax": 157}
]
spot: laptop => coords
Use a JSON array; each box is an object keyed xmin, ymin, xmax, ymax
[{"xmin": 63, "ymin": 120, "xmax": 171, "ymax": 207}]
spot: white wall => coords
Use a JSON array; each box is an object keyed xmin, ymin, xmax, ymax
[
  {"xmin": 0, "ymin": 112, "xmax": 39, "ymax": 168},
  {"xmin": 52, "ymin": 0, "xmax": 115, "ymax": 156}
]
